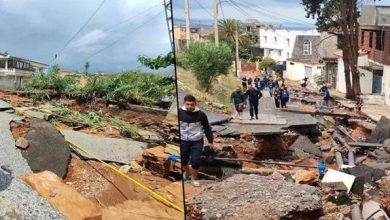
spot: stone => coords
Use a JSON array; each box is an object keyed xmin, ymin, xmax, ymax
[
  {"xmin": 289, "ymin": 136, "xmax": 322, "ymax": 157},
  {"xmin": 368, "ymin": 116, "xmax": 390, "ymax": 143},
  {"xmin": 363, "ymin": 162, "xmax": 390, "ymax": 170},
  {"xmin": 320, "ymin": 182, "xmax": 348, "ymax": 191},
  {"xmin": 294, "ymin": 170, "xmax": 319, "ymax": 184},
  {"xmin": 266, "ymin": 171, "xmax": 285, "ymax": 181},
  {"xmin": 22, "ymin": 118, "xmax": 70, "ymax": 178},
  {"xmin": 373, "ymin": 149, "xmax": 390, "ymax": 161},
  {"xmin": 129, "ymin": 160, "xmax": 143, "ymax": 172},
  {"xmin": 346, "ymin": 165, "xmax": 386, "ymax": 195},
  {"xmin": 119, "ymin": 165, "xmax": 131, "ymax": 173},
  {"xmin": 21, "ymin": 171, "xmax": 101, "ymax": 220},
  {"xmin": 15, "ymin": 137, "xmax": 29, "ymax": 149},
  {"xmin": 292, "ymin": 148, "xmax": 311, "ymax": 160}
]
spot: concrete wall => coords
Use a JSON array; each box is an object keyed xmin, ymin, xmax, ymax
[
  {"xmin": 285, "ymin": 61, "xmax": 323, "ymax": 82},
  {"xmin": 336, "ymin": 57, "xmax": 374, "ymax": 94},
  {"xmin": 0, "ymin": 75, "xmax": 16, "ymax": 90},
  {"xmin": 384, "ymin": 65, "xmax": 390, "ymax": 106}
]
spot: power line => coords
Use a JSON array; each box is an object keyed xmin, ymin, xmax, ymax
[
  {"xmin": 219, "ymin": 0, "xmax": 225, "ymax": 20},
  {"xmin": 69, "ymin": 11, "xmax": 164, "ymax": 69},
  {"xmin": 227, "ymin": 0, "xmax": 254, "ymax": 19},
  {"xmin": 193, "ymin": 0, "xmax": 213, "ymax": 17},
  {"xmin": 48, "ymin": 0, "xmax": 107, "ymax": 65}
]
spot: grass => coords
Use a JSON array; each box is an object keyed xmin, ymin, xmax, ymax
[
  {"xmin": 176, "ymin": 66, "xmax": 240, "ymax": 113},
  {"xmin": 110, "ymin": 117, "xmax": 139, "ymax": 138}
]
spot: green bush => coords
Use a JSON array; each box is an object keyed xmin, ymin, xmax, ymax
[{"xmin": 180, "ymin": 41, "xmax": 234, "ymax": 91}]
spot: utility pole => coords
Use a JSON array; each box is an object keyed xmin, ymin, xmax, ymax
[
  {"xmin": 163, "ymin": 0, "xmax": 174, "ymax": 52},
  {"xmin": 184, "ymin": 0, "xmax": 191, "ymax": 48},
  {"xmin": 235, "ymin": 21, "xmax": 239, "ymax": 78},
  {"xmin": 214, "ymin": 0, "xmax": 219, "ymax": 46}
]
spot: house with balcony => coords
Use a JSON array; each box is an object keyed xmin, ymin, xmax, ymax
[
  {"xmin": 334, "ymin": 5, "xmax": 390, "ymax": 106},
  {"xmin": 0, "ymin": 52, "xmax": 48, "ymax": 90}
]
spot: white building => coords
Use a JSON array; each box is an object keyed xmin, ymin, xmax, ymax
[
  {"xmin": 259, "ymin": 28, "xmax": 319, "ymax": 63},
  {"xmin": 0, "ymin": 52, "xmax": 48, "ymax": 90}
]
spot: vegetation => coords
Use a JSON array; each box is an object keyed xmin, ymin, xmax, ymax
[
  {"xmin": 110, "ymin": 117, "xmax": 139, "ymax": 138},
  {"xmin": 259, "ymin": 57, "xmax": 276, "ymax": 73},
  {"xmin": 22, "ymin": 68, "xmax": 175, "ymax": 106},
  {"xmin": 137, "ymin": 52, "xmax": 174, "ymax": 70},
  {"xmin": 178, "ymin": 41, "xmax": 234, "ymax": 91}
]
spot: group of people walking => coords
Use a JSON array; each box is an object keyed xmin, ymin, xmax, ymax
[{"xmin": 233, "ymin": 75, "xmax": 290, "ymax": 120}]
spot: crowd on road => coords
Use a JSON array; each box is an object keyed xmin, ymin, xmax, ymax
[{"xmin": 231, "ymin": 75, "xmax": 290, "ymax": 120}]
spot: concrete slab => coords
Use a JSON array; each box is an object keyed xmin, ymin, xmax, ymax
[
  {"xmin": 224, "ymin": 123, "xmax": 286, "ymax": 136},
  {"xmin": 0, "ymin": 100, "xmax": 12, "ymax": 111},
  {"xmin": 368, "ymin": 116, "xmax": 390, "ymax": 143},
  {"xmin": 0, "ymin": 112, "xmax": 31, "ymax": 176},
  {"xmin": 289, "ymin": 135, "xmax": 322, "ymax": 157},
  {"xmin": 22, "ymin": 118, "xmax": 71, "ymax": 178},
  {"xmin": 230, "ymin": 113, "xmax": 287, "ymax": 125},
  {"xmin": 322, "ymin": 169, "xmax": 356, "ymax": 193},
  {"xmin": 61, "ymin": 130, "xmax": 147, "ymax": 164}
]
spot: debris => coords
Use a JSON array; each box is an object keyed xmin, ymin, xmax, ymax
[
  {"xmin": 368, "ymin": 116, "xmax": 390, "ymax": 143},
  {"xmin": 320, "ymin": 182, "xmax": 348, "ymax": 191},
  {"xmin": 362, "ymin": 200, "xmax": 390, "ymax": 220},
  {"xmin": 15, "ymin": 137, "xmax": 29, "ymax": 149},
  {"xmin": 348, "ymin": 151, "xmax": 355, "ymax": 166},
  {"xmin": 0, "ymin": 100, "xmax": 12, "ymax": 111},
  {"xmin": 164, "ymin": 144, "xmax": 180, "ymax": 157},
  {"xmin": 289, "ymin": 135, "xmax": 322, "ymax": 157},
  {"xmin": 266, "ymin": 171, "xmax": 286, "ymax": 181},
  {"xmin": 335, "ymin": 152, "xmax": 344, "ymax": 170},
  {"xmin": 129, "ymin": 161, "xmax": 143, "ymax": 173},
  {"xmin": 346, "ymin": 164, "xmax": 386, "ymax": 195},
  {"xmin": 142, "ymin": 146, "xmax": 181, "ymax": 177},
  {"xmin": 60, "ymin": 129, "xmax": 147, "ymax": 164},
  {"xmin": 351, "ymin": 204, "xmax": 362, "ymax": 220},
  {"xmin": 348, "ymin": 142, "xmax": 384, "ymax": 148},
  {"xmin": 193, "ymin": 174, "xmax": 322, "ymax": 219},
  {"xmin": 21, "ymin": 171, "xmax": 101, "ymax": 220},
  {"xmin": 322, "ymin": 169, "xmax": 356, "ymax": 193},
  {"xmin": 22, "ymin": 118, "xmax": 71, "ymax": 178},
  {"xmin": 294, "ymin": 169, "xmax": 319, "ymax": 184},
  {"xmin": 25, "ymin": 110, "xmax": 52, "ymax": 120}
]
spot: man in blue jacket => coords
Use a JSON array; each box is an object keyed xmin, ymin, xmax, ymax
[
  {"xmin": 179, "ymin": 95, "xmax": 214, "ymax": 187},
  {"xmin": 319, "ymin": 86, "xmax": 330, "ymax": 110}
]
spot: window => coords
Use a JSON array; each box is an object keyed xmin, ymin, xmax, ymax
[
  {"xmin": 274, "ymin": 36, "xmax": 277, "ymax": 43},
  {"xmin": 375, "ymin": 31, "xmax": 385, "ymax": 51},
  {"xmin": 278, "ymin": 50, "xmax": 282, "ymax": 56},
  {"xmin": 286, "ymin": 52, "xmax": 290, "ymax": 58},
  {"xmin": 264, "ymin": 36, "xmax": 267, "ymax": 43},
  {"xmin": 246, "ymin": 26, "xmax": 251, "ymax": 32},
  {"xmin": 287, "ymin": 38, "xmax": 290, "ymax": 46},
  {"xmin": 0, "ymin": 60, "xmax": 5, "ymax": 69},
  {"xmin": 361, "ymin": 30, "xmax": 365, "ymax": 45},
  {"xmin": 303, "ymin": 40, "xmax": 311, "ymax": 55},
  {"xmin": 369, "ymin": 32, "xmax": 373, "ymax": 48}
]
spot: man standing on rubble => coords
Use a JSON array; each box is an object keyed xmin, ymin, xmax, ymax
[{"xmin": 179, "ymin": 94, "xmax": 214, "ymax": 187}]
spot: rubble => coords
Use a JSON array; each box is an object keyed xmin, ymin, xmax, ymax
[
  {"xmin": 192, "ymin": 174, "xmax": 322, "ymax": 219},
  {"xmin": 368, "ymin": 116, "xmax": 390, "ymax": 143},
  {"xmin": 15, "ymin": 137, "xmax": 29, "ymax": 149},
  {"xmin": 294, "ymin": 169, "xmax": 320, "ymax": 184},
  {"xmin": 288, "ymin": 135, "xmax": 322, "ymax": 157}
]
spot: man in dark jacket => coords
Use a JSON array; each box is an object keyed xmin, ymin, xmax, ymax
[
  {"xmin": 179, "ymin": 95, "xmax": 213, "ymax": 187},
  {"xmin": 268, "ymin": 78, "xmax": 276, "ymax": 97},
  {"xmin": 280, "ymin": 86, "xmax": 290, "ymax": 108},
  {"xmin": 231, "ymin": 86, "xmax": 246, "ymax": 120},
  {"xmin": 245, "ymin": 85, "xmax": 262, "ymax": 120},
  {"xmin": 241, "ymin": 77, "xmax": 247, "ymax": 90},
  {"xmin": 319, "ymin": 86, "xmax": 330, "ymax": 110}
]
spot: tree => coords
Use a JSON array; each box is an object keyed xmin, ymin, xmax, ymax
[
  {"xmin": 137, "ymin": 52, "xmax": 174, "ymax": 70},
  {"xmin": 180, "ymin": 41, "xmax": 234, "ymax": 91},
  {"xmin": 302, "ymin": 0, "xmax": 365, "ymax": 99},
  {"xmin": 84, "ymin": 61, "xmax": 90, "ymax": 75},
  {"xmin": 259, "ymin": 57, "xmax": 276, "ymax": 74}
]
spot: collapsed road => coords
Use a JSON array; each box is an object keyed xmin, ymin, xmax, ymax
[
  {"xmin": 0, "ymin": 93, "xmax": 184, "ymax": 220},
  {"xmin": 181, "ymin": 82, "xmax": 390, "ymax": 220}
]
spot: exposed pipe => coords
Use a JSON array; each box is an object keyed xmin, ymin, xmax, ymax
[
  {"xmin": 335, "ymin": 151, "xmax": 344, "ymax": 169},
  {"xmin": 348, "ymin": 151, "xmax": 355, "ymax": 166}
]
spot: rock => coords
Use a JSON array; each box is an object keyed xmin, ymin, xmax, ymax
[
  {"xmin": 15, "ymin": 137, "xmax": 29, "ymax": 149},
  {"xmin": 164, "ymin": 144, "xmax": 180, "ymax": 157},
  {"xmin": 22, "ymin": 118, "xmax": 71, "ymax": 178},
  {"xmin": 142, "ymin": 146, "xmax": 181, "ymax": 176},
  {"xmin": 292, "ymin": 148, "xmax": 311, "ymax": 160},
  {"xmin": 320, "ymin": 182, "xmax": 348, "ymax": 191},
  {"xmin": 321, "ymin": 145, "xmax": 331, "ymax": 151},
  {"xmin": 373, "ymin": 149, "xmax": 390, "ymax": 161},
  {"xmin": 346, "ymin": 165, "xmax": 386, "ymax": 195},
  {"xmin": 289, "ymin": 136, "xmax": 322, "ymax": 157},
  {"xmin": 240, "ymin": 133, "xmax": 253, "ymax": 142},
  {"xmin": 129, "ymin": 161, "xmax": 143, "ymax": 172},
  {"xmin": 266, "ymin": 171, "xmax": 285, "ymax": 181},
  {"xmin": 368, "ymin": 116, "xmax": 390, "ymax": 143},
  {"xmin": 119, "ymin": 165, "xmax": 131, "ymax": 173},
  {"xmin": 294, "ymin": 170, "xmax": 319, "ymax": 184},
  {"xmin": 21, "ymin": 171, "xmax": 101, "ymax": 220},
  {"xmin": 323, "ymin": 202, "xmax": 338, "ymax": 214},
  {"xmin": 363, "ymin": 162, "xmax": 390, "ymax": 170},
  {"xmin": 193, "ymin": 174, "xmax": 322, "ymax": 219},
  {"xmin": 25, "ymin": 110, "xmax": 52, "ymax": 120}
]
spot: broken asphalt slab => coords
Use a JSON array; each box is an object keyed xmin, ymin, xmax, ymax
[
  {"xmin": 230, "ymin": 113, "xmax": 287, "ymax": 125},
  {"xmin": 22, "ymin": 118, "xmax": 71, "ymax": 178},
  {"xmin": 194, "ymin": 174, "xmax": 322, "ymax": 219},
  {"xmin": 288, "ymin": 135, "xmax": 322, "ymax": 157},
  {"xmin": 60, "ymin": 130, "xmax": 148, "ymax": 164},
  {"xmin": 0, "ymin": 100, "xmax": 12, "ymax": 111},
  {"xmin": 0, "ymin": 177, "xmax": 66, "ymax": 219},
  {"xmin": 368, "ymin": 116, "xmax": 390, "ymax": 143},
  {"xmin": 346, "ymin": 164, "xmax": 386, "ymax": 195},
  {"xmin": 0, "ymin": 112, "xmax": 31, "ymax": 176}
]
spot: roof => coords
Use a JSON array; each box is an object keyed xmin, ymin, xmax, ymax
[
  {"xmin": 333, "ymin": 49, "xmax": 369, "ymax": 57},
  {"xmin": 0, "ymin": 52, "xmax": 48, "ymax": 66},
  {"xmin": 290, "ymin": 35, "xmax": 321, "ymax": 60}
]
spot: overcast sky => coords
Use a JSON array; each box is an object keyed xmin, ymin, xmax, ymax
[
  {"xmin": 172, "ymin": 0, "xmax": 390, "ymax": 28},
  {"xmin": 0, "ymin": 0, "xmax": 172, "ymax": 73}
]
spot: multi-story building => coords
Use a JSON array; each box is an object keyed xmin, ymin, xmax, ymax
[
  {"xmin": 259, "ymin": 28, "xmax": 319, "ymax": 63},
  {"xmin": 0, "ymin": 52, "xmax": 48, "ymax": 90},
  {"xmin": 335, "ymin": 5, "xmax": 390, "ymax": 106},
  {"xmin": 241, "ymin": 19, "xmax": 274, "ymax": 58}
]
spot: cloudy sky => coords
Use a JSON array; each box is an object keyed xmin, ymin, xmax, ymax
[
  {"xmin": 172, "ymin": 0, "xmax": 390, "ymax": 29},
  {"xmin": 0, "ymin": 0, "xmax": 172, "ymax": 73}
]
